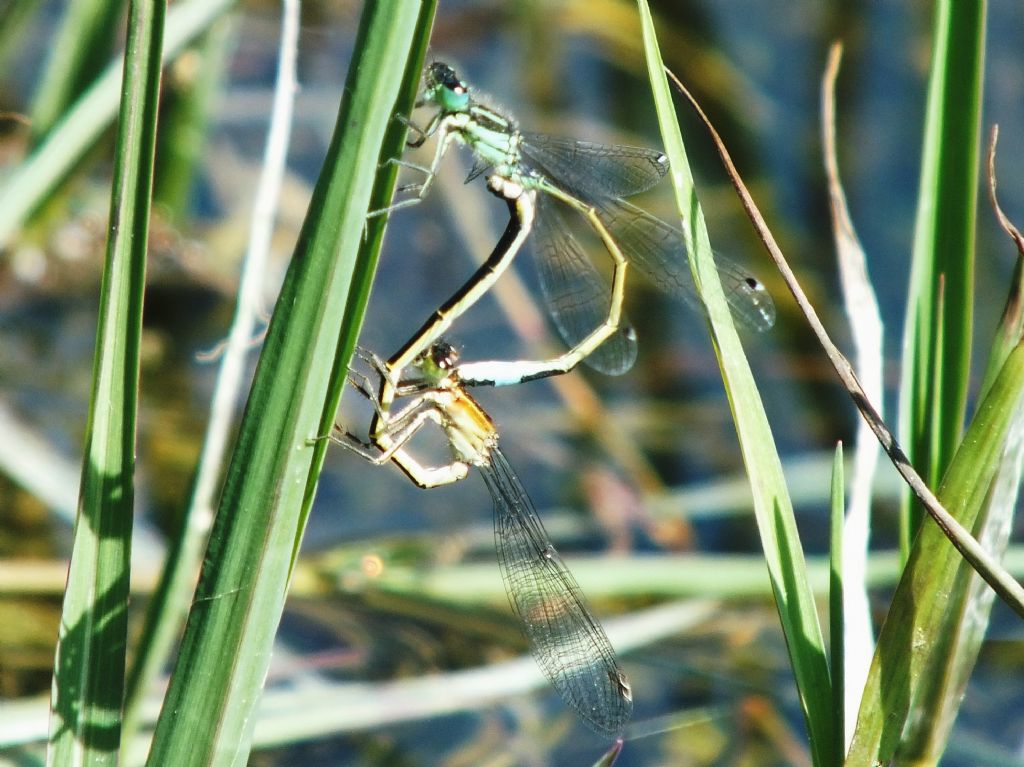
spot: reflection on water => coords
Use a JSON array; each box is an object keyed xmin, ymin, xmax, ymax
[{"xmin": 1, "ymin": 1, "xmax": 1023, "ymax": 765}]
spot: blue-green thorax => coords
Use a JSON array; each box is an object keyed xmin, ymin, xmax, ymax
[
  {"xmin": 423, "ymin": 62, "xmax": 552, "ymax": 193},
  {"xmin": 461, "ymin": 108, "xmax": 525, "ymax": 177}
]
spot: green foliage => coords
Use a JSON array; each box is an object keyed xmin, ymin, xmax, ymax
[
  {"xmin": 3, "ymin": 1, "xmax": 1019, "ymax": 764},
  {"xmin": 143, "ymin": 3, "xmax": 436, "ymax": 764},
  {"xmin": 636, "ymin": 3, "xmax": 834, "ymax": 765},
  {"xmin": 29, "ymin": 0, "xmax": 128, "ymax": 143},
  {"xmin": 46, "ymin": 2, "xmax": 165, "ymax": 764},
  {"xmin": 849, "ymin": 344, "xmax": 1024, "ymax": 763},
  {"xmin": 829, "ymin": 444, "xmax": 846, "ymax": 759},
  {"xmin": 0, "ymin": 0, "xmax": 237, "ymax": 249},
  {"xmin": 898, "ymin": 0, "xmax": 985, "ymax": 544}
]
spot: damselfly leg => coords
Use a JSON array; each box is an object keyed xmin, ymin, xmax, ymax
[{"xmin": 334, "ymin": 341, "xmax": 633, "ymax": 738}]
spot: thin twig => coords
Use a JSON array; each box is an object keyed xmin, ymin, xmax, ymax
[
  {"xmin": 987, "ymin": 126, "xmax": 1024, "ymax": 259},
  {"xmin": 986, "ymin": 125, "xmax": 1024, "ymax": 352}
]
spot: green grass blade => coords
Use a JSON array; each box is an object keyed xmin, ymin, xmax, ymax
[
  {"xmin": 849, "ymin": 340, "xmax": 1024, "ymax": 764},
  {"xmin": 0, "ymin": 0, "xmax": 236, "ymax": 250},
  {"xmin": 898, "ymin": 0, "xmax": 985, "ymax": 542},
  {"xmin": 895, "ymin": 197, "xmax": 1024, "ymax": 764},
  {"xmin": 45, "ymin": 1, "xmax": 165, "ymax": 763},
  {"xmin": 120, "ymin": 7, "xmax": 293, "ymax": 757},
  {"xmin": 0, "ymin": 0, "xmax": 39, "ymax": 71},
  {"xmin": 29, "ymin": 0, "xmax": 127, "ymax": 143},
  {"xmin": 829, "ymin": 443, "xmax": 845, "ymax": 760},
  {"xmin": 635, "ymin": 5, "xmax": 833, "ymax": 766},
  {"xmin": 143, "ymin": 3, "xmax": 434, "ymax": 765},
  {"xmin": 335, "ymin": 4, "xmax": 439, "ymax": 361},
  {"xmin": 152, "ymin": 18, "xmax": 233, "ymax": 221}
]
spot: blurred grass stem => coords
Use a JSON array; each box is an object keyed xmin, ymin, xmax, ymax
[
  {"xmin": 121, "ymin": 0, "xmax": 300, "ymax": 750},
  {"xmin": 0, "ymin": 0, "xmax": 236, "ymax": 250}
]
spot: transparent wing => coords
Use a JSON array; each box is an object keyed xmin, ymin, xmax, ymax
[
  {"xmin": 533, "ymin": 198, "xmax": 638, "ymax": 376},
  {"xmin": 519, "ymin": 132, "xmax": 668, "ymax": 201},
  {"xmin": 599, "ymin": 199, "xmax": 776, "ymax": 332},
  {"xmin": 483, "ymin": 450, "xmax": 632, "ymax": 739}
]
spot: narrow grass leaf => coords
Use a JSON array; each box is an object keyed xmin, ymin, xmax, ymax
[
  {"xmin": 29, "ymin": 0, "xmax": 127, "ymax": 143},
  {"xmin": 674, "ymin": 78, "xmax": 1024, "ymax": 620},
  {"xmin": 896, "ymin": 139, "xmax": 1024, "ymax": 763},
  {"xmin": 829, "ymin": 443, "xmax": 845, "ymax": 760},
  {"xmin": 331, "ymin": 3, "xmax": 439, "ymax": 379},
  {"xmin": 0, "ymin": 0, "xmax": 236, "ymax": 250},
  {"xmin": 152, "ymin": 18, "xmax": 233, "ymax": 220},
  {"xmin": 120, "ymin": 4, "xmax": 295, "ymax": 758},
  {"xmin": 849, "ymin": 341, "xmax": 1024, "ymax": 764},
  {"xmin": 635, "ymin": 5, "xmax": 833, "ymax": 766},
  {"xmin": 898, "ymin": 0, "xmax": 985, "ymax": 540},
  {"xmin": 46, "ymin": 1, "xmax": 165, "ymax": 764},
  {"xmin": 144, "ymin": 4, "xmax": 433, "ymax": 765},
  {"xmin": 0, "ymin": 0, "xmax": 39, "ymax": 66},
  {"xmin": 666, "ymin": 30, "xmax": 1024, "ymax": 763}
]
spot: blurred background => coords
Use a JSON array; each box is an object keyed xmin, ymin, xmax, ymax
[{"xmin": 1, "ymin": 1, "xmax": 1023, "ymax": 764}]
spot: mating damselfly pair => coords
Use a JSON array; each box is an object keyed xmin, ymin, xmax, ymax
[
  {"xmin": 333, "ymin": 61, "xmax": 775, "ymax": 740},
  {"xmin": 385, "ymin": 61, "xmax": 775, "ymax": 388}
]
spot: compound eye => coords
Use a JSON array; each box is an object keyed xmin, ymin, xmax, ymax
[
  {"xmin": 431, "ymin": 341, "xmax": 460, "ymax": 370},
  {"xmin": 433, "ymin": 62, "xmax": 464, "ymax": 92}
]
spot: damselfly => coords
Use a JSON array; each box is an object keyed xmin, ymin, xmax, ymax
[
  {"xmin": 334, "ymin": 342, "xmax": 634, "ymax": 738},
  {"xmin": 386, "ymin": 61, "xmax": 775, "ymax": 384}
]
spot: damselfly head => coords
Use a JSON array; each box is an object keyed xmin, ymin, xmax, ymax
[
  {"xmin": 412, "ymin": 340, "xmax": 461, "ymax": 383},
  {"xmin": 425, "ymin": 61, "xmax": 470, "ymax": 113},
  {"xmin": 429, "ymin": 341, "xmax": 460, "ymax": 371}
]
